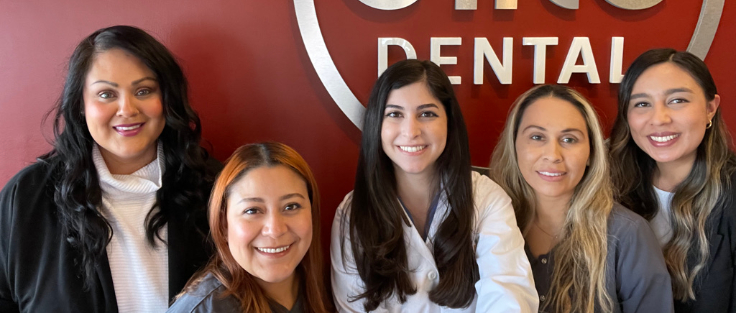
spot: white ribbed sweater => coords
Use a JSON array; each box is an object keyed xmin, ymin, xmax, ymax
[{"xmin": 94, "ymin": 144, "xmax": 169, "ymax": 313}]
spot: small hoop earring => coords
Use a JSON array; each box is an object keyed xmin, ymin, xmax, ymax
[{"xmin": 707, "ymin": 120, "xmax": 713, "ymax": 129}]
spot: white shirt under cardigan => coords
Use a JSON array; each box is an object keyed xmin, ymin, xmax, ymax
[
  {"xmin": 331, "ymin": 171, "xmax": 538, "ymax": 313},
  {"xmin": 93, "ymin": 144, "xmax": 169, "ymax": 313},
  {"xmin": 650, "ymin": 186, "xmax": 674, "ymax": 246}
]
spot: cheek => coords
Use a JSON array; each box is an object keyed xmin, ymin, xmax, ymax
[
  {"xmin": 142, "ymin": 99, "xmax": 165, "ymax": 122},
  {"xmin": 84, "ymin": 101, "xmax": 114, "ymax": 126},
  {"xmin": 227, "ymin": 219, "xmax": 258, "ymax": 250}
]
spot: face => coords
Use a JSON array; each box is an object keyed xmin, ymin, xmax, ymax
[
  {"xmin": 226, "ymin": 165, "xmax": 313, "ymax": 287},
  {"xmin": 381, "ymin": 81, "xmax": 448, "ymax": 178},
  {"xmin": 83, "ymin": 48, "xmax": 165, "ymax": 170},
  {"xmin": 515, "ymin": 97, "xmax": 590, "ymax": 202},
  {"xmin": 626, "ymin": 62, "xmax": 719, "ymax": 168}
]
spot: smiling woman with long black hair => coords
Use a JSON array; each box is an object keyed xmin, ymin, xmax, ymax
[{"xmin": 0, "ymin": 25, "xmax": 220, "ymax": 312}]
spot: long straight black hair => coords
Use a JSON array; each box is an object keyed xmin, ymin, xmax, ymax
[
  {"xmin": 343, "ymin": 59, "xmax": 479, "ymax": 310},
  {"xmin": 39, "ymin": 25, "xmax": 213, "ymax": 288}
]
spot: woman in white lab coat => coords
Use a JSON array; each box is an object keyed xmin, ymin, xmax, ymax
[{"xmin": 330, "ymin": 59, "xmax": 538, "ymax": 312}]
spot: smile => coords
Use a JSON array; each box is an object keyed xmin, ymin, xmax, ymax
[
  {"xmin": 256, "ymin": 244, "xmax": 291, "ymax": 254},
  {"xmin": 649, "ymin": 134, "xmax": 679, "ymax": 142},
  {"xmin": 399, "ymin": 145, "xmax": 427, "ymax": 153},
  {"xmin": 113, "ymin": 123, "xmax": 143, "ymax": 131},
  {"xmin": 538, "ymin": 171, "xmax": 565, "ymax": 177}
]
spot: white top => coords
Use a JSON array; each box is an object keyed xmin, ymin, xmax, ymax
[
  {"xmin": 94, "ymin": 144, "xmax": 169, "ymax": 313},
  {"xmin": 650, "ymin": 186, "xmax": 674, "ymax": 247},
  {"xmin": 331, "ymin": 172, "xmax": 538, "ymax": 312}
]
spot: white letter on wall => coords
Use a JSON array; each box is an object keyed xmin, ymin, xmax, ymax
[
  {"xmin": 522, "ymin": 37, "xmax": 559, "ymax": 84},
  {"xmin": 609, "ymin": 37, "xmax": 624, "ymax": 83},
  {"xmin": 431, "ymin": 37, "xmax": 462, "ymax": 84},
  {"xmin": 455, "ymin": 0, "xmax": 517, "ymax": 10},
  {"xmin": 474, "ymin": 37, "xmax": 513, "ymax": 85},
  {"xmin": 378, "ymin": 38, "xmax": 417, "ymax": 77},
  {"xmin": 558, "ymin": 37, "xmax": 600, "ymax": 84}
]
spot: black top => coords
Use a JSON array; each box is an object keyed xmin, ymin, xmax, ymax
[
  {"xmin": 166, "ymin": 272, "xmax": 304, "ymax": 313},
  {"xmin": 527, "ymin": 204, "xmax": 674, "ymax": 313},
  {"xmin": 673, "ymin": 172, "xmax": 736, "ymax": 313},
  {"xmin": 0, "ymin": 158, "xmax": 221, "ymax": 313}
]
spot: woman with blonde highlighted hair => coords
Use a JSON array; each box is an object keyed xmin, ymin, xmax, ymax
[
  {"xmin": 490, "ymin": 84, "xmax": 672, "ymax": 313},
  {"xmin": 168, "ymin": 142, "xmax": 333, "ymax": 313}
]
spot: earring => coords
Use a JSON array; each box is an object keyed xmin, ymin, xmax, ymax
[{"xmin": 707, "ymin": 120, "xmax": 713, "ymax": 129}]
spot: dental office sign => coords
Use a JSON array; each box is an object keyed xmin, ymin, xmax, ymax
[{"xmin": 294, "ymin": 0, "xmax": 725, "ymax": 130}]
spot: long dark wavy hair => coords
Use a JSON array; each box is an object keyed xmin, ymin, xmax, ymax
[
  {"xmin": 609, "ymin": 48, "xmax": 736, "ymax": 300},
  {"xmin": 39, "ymin": 25, "xmax": 213, "ymax": 288},
  {"xmin": 341, "ymin": 59, "xmax": 478, "ymax": 310},
  {"xmin": 182, "ymin": 142, "xmax": 332, "ymax": 313}
]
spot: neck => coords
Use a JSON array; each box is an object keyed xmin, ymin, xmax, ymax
[
  {"xmin": 99, "ymin": 144, "xmax": 158, "ymax": 175},
  {"xmin": 394, "ymin": 167, "xmax": 438, "ymax": 207},
  {"xmin": 533, "ymin": 194, "xmax": 571, "ymax": 233},
  {"xmin": 654, "ymin": 153, "xmax": 696, "ymax": 192},
  {"xmin": 257, "ymin": 272, "xmax": 299, "ymax": 310}
]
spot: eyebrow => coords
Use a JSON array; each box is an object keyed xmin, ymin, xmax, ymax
[
  {"xmin": 385, "ymin": 103, "xmax": 440, "ymax": 110},
  {"xmin": 521, "ymin": 125, "xmax": 585, "ymax": 135},
  {"xmin": 90, "ymin": 76, "xmax": 157, "ymax": 87},
  {"xmin": 630, "ymin": 87, "xmax": 694, "ymax": 100},
  {"xmin": 238, "ymin": 193, "xmax": 306, "ymax": 203}
]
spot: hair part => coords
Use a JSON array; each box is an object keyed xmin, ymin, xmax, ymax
[
  {"xmin": 609, "ymin": 48, "xmax": 736, "ymax": 300},
  {"xmin": 39, "ymin": 25, "xmax": 213, "ymax": 288},
  {"xmin": 183, "ymin": 142, "xmax": 331, "ymax": 313},
  {"xmin": 342, "ymin": 59, "xmax": 478, "ymax": 310},
  {"xmin": 490, "ymin": 85, "xmax": 613, "ymax": 313}
]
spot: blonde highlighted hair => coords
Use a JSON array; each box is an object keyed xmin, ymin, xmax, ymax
[
  {"xmin": 490, "ymin": 85, "xmax": 613, "ymax": 313},
  {"xmin": 181, "ymin": 142, "xmax": 332, "ymax": 313}
]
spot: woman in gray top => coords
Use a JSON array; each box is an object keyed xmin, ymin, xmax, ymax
[
  {"xmin": 490, "ymin": 85, "xmax": 673, "ymax": 313},
  {"xmin": 167, "ymin": 143, "xmax": 333, "ymax": 313}
]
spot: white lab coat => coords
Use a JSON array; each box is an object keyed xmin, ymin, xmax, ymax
[{"xmin": 331, "ymin": 172, "xmax": 538, "ymax": 312}]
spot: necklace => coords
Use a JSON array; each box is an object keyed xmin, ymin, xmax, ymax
[{"xmin": 533, "ymin": 219, "xmax": 561, "ymax": 239}]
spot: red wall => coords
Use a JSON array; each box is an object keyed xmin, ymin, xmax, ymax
[{"xmin": 1, "ymin": 1, "xmax": 734, "ymax": 251}]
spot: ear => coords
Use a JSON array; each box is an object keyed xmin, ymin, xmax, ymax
[{"xmin": 707, "ymin": 94, "xmax": 721, "ymax": 121}]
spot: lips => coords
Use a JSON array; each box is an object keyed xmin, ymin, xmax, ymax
[
  {"xmin": 113, "ymin": 123, "xmax": 144, "ymax": 137},
  {"xmin": 537, "ymin": 170, "xmax": 566, "ymax": 182},
  {"xmin": 398, "ymin": 145, "xmax": 427, "ymax": 154},
  {"xmin": 255, "ymin": 244, "xmax": 292, "ymax": 255},
  {"xmin": 646, "ymin": 132, "xmax": 680, "ymax": 147}
]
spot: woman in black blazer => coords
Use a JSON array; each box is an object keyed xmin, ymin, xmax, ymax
[
  {"xmin": 0, "ymin": 25, "xmax": 220, "ymax": 312},
  {"xmin": 609, "ymin": 48, "xmax": 736, "ymax": 312}
]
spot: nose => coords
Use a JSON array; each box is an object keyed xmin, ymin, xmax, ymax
[
  {"xmin": 262, "ymin": 211, "xmax": 287, "ymax": 238},
  {"xmin": 651, "ymin": 102, "xmax": 671, "ymax": 125},
  {"xmin": 116, "ymin": 95, "xmax": 140, "ymax": 117},
  {"xmin": 401, "ymin": 116, "xmax": 421, "ymax": 138},
  {"xmin": 542, "ymin": 141, "xmax": 563, "ymax": 163}
]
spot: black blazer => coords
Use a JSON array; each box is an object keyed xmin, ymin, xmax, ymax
[
  {"xmin": 0, "ymin": 159, "xmax": 221, "ymax": 313},
  {"xmin": 675, "ymin": 172, "xmax": 736, "ymax": 313}
]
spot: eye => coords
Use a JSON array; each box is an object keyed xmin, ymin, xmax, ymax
[
  {"xmin": 561, "ymin": 137, "xmax": 578, "ymax": 144},
  {"xmin": 669, "ymin": 98, "xmax": 689, "ymax": 105},
  {"xmin": 632, "ymin": 101, "xmax": 650, "ymax": 108},
  {"xmin": 385, "ymin": 111, "xmax": 402, "ymax": 118},
  {"xmin": 136, "ymin": 88, "xmax": 152, "ymax": 97},
  {"xmin": 284, "ymin": 203, "xmax": 302, "ymax": 211},
  {"xmin": 98, "ymin": 91, "xmax": 115, "ymax": 99},
  {"xmin": 243, "ymin": 208, "xmax": 260, "ymax": 215},
  {"xmin": 419, "ymin": 111, "xmax": 439, "ymax": 118},
  {"xmin": 530, "ymin": 134, "xmax": 544, "ymax": 141}
]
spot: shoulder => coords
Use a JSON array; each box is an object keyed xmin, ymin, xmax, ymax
[
  {"xmin": 331, "ymin": 191, "xmax": 354, "ymax": 233},
  {"xmin": 167, "ymin": 273, "xmax": 240, "ymax": 313},
  {"xmin": 471, "ymin": 171, "xmax": 512, "ymax": 213},
  {"xmin": 608, "ymin": 203, "xmax": 651, "ymax": 236},
  {"xmin": 0, "ymin": 162, "xmax": 56, "ymax": 215},
  {"xmin": 1, "ymin": 162, "xmax": 54, "ymax": 193}
]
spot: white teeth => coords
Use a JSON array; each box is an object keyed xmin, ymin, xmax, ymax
[
  {"xmin": 399, "ymin": 146, "xmax": 426, "ymax": 153},
  {"xmin": 649, "ymin": 134, "xmax": 679, "ymax": 142},
  {"xmin": 256, "ymin": 245, "xmax": 290, "ymax": 254},
  {"xmin": 115, "ymin": 124, "xmax": 142, "ymax": 131},
  {"xmin": 539, "ymin": 171, "xmax": 564, "ymax": 177}
]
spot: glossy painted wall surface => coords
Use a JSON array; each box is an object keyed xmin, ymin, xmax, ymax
[{"xmin": 1, "ymin": 1, "xmax": 734, "ymax": 248}]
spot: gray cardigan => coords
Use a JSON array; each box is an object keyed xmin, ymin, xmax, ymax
[
  {"xmin": 166, "ymin": 272, "xmax": 304, "ymax": 313},
  {"xmin": 526, "ymin": 204, "xmax": 674, "ymax": 313}
]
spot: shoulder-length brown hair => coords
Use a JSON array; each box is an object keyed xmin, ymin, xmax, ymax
[{"xmin": 183, "ymin": 142, "xmax": 332, "ymax": 312}]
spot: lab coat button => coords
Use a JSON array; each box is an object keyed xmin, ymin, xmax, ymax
[{"xmin": 428, "ymin": 271, "xmax": 437, "ymax": 280}]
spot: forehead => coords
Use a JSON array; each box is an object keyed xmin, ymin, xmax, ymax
[
  {"xmin": 85, "ymin": 48, "xmax": 155, "ymax": 82},
  {"xmin": 385, "ymin": 81, "xmax": 442, "ymax": 109},
  {"xmin": 632, "ymin": 62, "xmax": 702, "ymax": 94},
  {"xmin": 228, "ymin": 165, "xmax": 308, "ymax": 198},
  {"xmin": 519, "ymin": 96, "xmax": 587, "ymax": 132}
]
